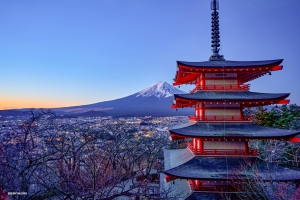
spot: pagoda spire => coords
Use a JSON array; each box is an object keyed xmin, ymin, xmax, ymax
[{"xmin": 209, "ymin": 0, "xmax": 225, "ymax": 61}]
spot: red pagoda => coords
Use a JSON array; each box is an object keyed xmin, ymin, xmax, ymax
[{"xmin": 162, "ymin": 0, "xmax": 300, "ymax": 199}]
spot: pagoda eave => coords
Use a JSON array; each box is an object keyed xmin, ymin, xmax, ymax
[
  {"xmin": 173, "ymin": 60, "xmax": 283, "ymax": 85},
  {"xmin": 171, "ymin": 98, "xmax": 290, "ymax": 109},
  {"xmin": 163, "ymin": 157, "xmax": 300, "ymax": 181},
  {"xmin": 172, "ymin": 91, "xmax": 290, "ymax": 108},
  {"xmin": 168, "ymin": 123, "xmax": 300, "ymax": 140},
  {"xmin": 164, "ymin": 172, "xmax": 300, "ymax": 182},
  {"xmin": 177, "ymin": 59, "xmax": 283, "ymax": 68},
  {"xmin": 170, "ymin": 133, "xmax": 298, "ymax": 142},
  {"xmin": 185, "ymin": 193, "xmax": 240, "ymax": 200}
]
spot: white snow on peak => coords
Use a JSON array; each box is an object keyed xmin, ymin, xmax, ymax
[{"xmin": 136, "ymin": 81, "xmax": 186, "ymax": 98}]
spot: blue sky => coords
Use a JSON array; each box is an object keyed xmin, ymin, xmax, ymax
[{"xmin": 1, "ymin": 0, "xmax": 300, "ymax": 109}]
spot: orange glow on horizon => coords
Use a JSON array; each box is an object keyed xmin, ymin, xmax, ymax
[{"xmin": 0, "ymin": 97, "xmax": 85, "ymax": 110}]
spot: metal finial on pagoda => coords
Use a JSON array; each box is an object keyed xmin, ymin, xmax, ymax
[{"xmin": 209, "ymin": 0, "xmax": 224, "ymax": 61}]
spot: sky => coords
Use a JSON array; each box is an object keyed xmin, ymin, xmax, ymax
[{"xmin": 1, "ymin": 0, "xmax": 300, "ymax": 109}]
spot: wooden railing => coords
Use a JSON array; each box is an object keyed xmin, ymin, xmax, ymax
[
  {"xmin": 187, "ymin": 142, "xmax": 258, "ymax": 156},
  {"xmin": 190, "ymin": 84, "xmax": 250, "ymax": 93},
  {"xmin": 188, "ymin": 115, "xmax": 252, "ymax": 121},
  {"xmin": 189, "ymin": 182, "xmax": 236, "ymax": 192}
]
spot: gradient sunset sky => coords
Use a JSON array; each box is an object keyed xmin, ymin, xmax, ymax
[{"xmin": 1, "ymin": 0, "xmax": 300, "ymax": 109}]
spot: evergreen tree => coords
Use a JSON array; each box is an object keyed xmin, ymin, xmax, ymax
[
  {"xmin": 253, "ymin": 104, "xmax": 300, "ymax": 129},
  {"xmin": 252, "ymin": 104, "xmax": 300, "ymax": 169}
]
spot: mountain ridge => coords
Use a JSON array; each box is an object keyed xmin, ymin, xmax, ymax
[
  {"xmin": 0, "ymin": 81, "xmax": 193, "ymax": 117},
  {"xmin": 136, "ymin": 81, "xmax": 185, "ymax": 98}
]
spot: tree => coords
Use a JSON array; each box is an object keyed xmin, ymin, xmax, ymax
[
  {"xmin": 229, "ymin": 167, "xmax": 299, "ymax": 200},
  {"xmin": 251, "ymin": 104, "xmax": 300, "ymax": 169},
  {"xmin": 233, "ymin": 104, "xmax": 300, "ymax": 199},
  {"xmin": 252, "ymin": 104, "xmax": 300, "ymax": 129},
  {"xmin": 0, "ymin": 109, "xmax": 178, "ymax": 199},
  {"xmin": 0, "ymin": 109, "xmax": 58, "ymax": 199}
]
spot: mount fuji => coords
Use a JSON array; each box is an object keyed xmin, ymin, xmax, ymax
[
  {"xmin": 136, "ymin": 81, "xmax": 184, "ymax": 98},
  {"xmin": 0, "ymin": 81, "xmax": 193, "ymax": 117},
  {"xmin": 54, "ymin": 81, "xmax": 193, "ymax": 117}
]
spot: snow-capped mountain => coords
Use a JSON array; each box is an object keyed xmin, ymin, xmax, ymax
[
  {"xmin": 136, "ymin": 81, "xmax": 185, "ymax": 98},
  {"xmin": 1, "ymin": 81, "xmax": 193, "ymax": 117},
  {"xmin": 56, "ymin": 81, "xmax": 193, "ymax": 116}
]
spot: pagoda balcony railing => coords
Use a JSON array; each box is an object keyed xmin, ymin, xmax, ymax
[
  {"xmin": 187, "ymin": 142, "xmax": 259, "ymax": 156},
  {"xmin": 189, "ymin": 183, "xmax": 236, "ymax": 192},
  {"xmin": 190, "ymin": 185, "xmax": 236, "ymax": 192},
  {"xmin": 190, "ymin": 84, "xmax": 250, "ymax": 93},
  {"xmin": 189, "ymin": 115, "xmax": 252, "ymax": 121}
]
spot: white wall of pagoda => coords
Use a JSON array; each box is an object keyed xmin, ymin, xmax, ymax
[
  {"xmin": 203, "ymin": 141, "xmax": 244, "ymax": 150},
  {"xmin": 194, "ymin": 105, "xmax": 242, "ymax": 121},
  {"xmin": 204, "ymin": 108, "xmax": 241, "ymax": 120},
  {"xmin": 195, "ymin": 72, "xmax": 241, "ymax": 90},
  {"xmin": 205, "ymin": 79, "xmax": 237, "ymax": 87},
  {"xmin": 164, "ymin": 148, "xmax": 194, "ymax": 170},
  {"xmin": 160, "ymin": 173, "xmax": 191, "ymax": 199}
]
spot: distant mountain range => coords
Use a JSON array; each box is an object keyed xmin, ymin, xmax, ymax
[{"xmin": 0, "ymin": 81, "xmax": 193, "ymax": 118}]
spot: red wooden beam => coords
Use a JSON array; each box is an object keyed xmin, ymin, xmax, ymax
[
  {"xmin": 277, "ymin": 99, "xmax": 290, "ymax": 104},
  {"xmin": 288, "ymin": 137, "xmax": 300, "ymax": 143},
  {"xmin": 170, "ymin": 134, "xmax": 187, "ymax": 140},
  {"xmin": 165, "ymin": 175, "xmax": 177, "ymax": 182},
  {"xmin": 271, "ymin": 65, "xmax": 283, "ymax": 71}
]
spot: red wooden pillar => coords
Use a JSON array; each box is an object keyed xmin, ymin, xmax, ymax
[
  {"xmin": 196, "ymin": 76, "xmax": 201, "ymax": 85},
  {"xmin": 199, "ymin": 108, "xmax": 201, "ymax": 120},
  {"xmin": 201, "ymin": 103, "xmax": 205, "ymax": 120},
  {"xmin": 193, "ymin": 138, "xmax": 197, "ymax": 152},
  {"xmin": 244, "ymin": 141, "xmax": 249, "ymax": 154},
  {"xmin": 195, "ymin": 180, "xmax": 201, "ymax": 190},
  {"xmin": 197, "ymin": 139, "xmax": 203, "ymax": 153},
  {"xmin": 240, "ymin": 108, "xmax": 243, "ymax": 120},
  {"xmin": 202, "ymin": 73, "xmax": 205, "ymax": 89},
  {"xmin": 195, "ymin": 104, "xmax": 201, "ymax": 120}
]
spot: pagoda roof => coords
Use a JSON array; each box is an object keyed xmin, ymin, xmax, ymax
[
  {"xmin": 185, "ymin": 192, "xmax": 227, "ymax": 200},
  {"xmin": 177, "ymin": 59, "xmax": 283, "ymax": 68},
  {"xmin": 174, "ymin": 59, "xmax": 283, "ymax": 85},
  {"xmin": 172, "ymin": 91, "xmax": 289, "ymax": 107},
  {"xmin": 175, "ymin": 91, "xmax": 289, "ymax": 101},
  {"xmin": 164, "ymin": 156, "xmax": 300, "ymax": 181},
  {"xmin": 169, "ymin": 122, "xmax": 300, "ymax": 139}
]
